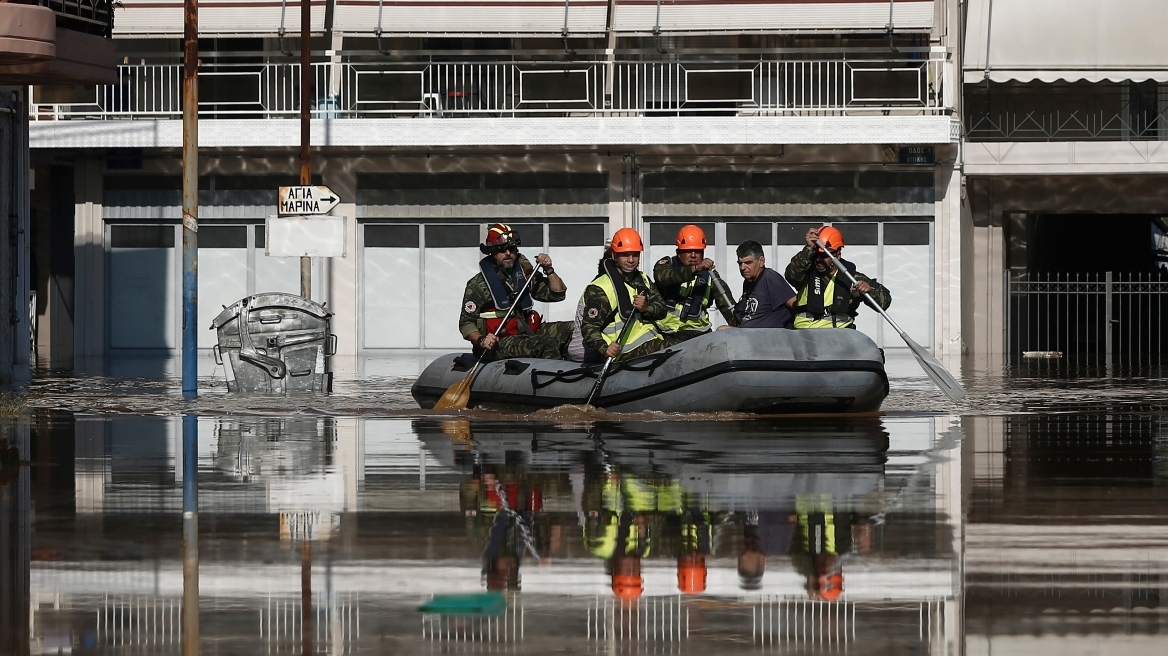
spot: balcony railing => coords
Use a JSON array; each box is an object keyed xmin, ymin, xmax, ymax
[
  {"xmin": 30, "ymin": 57, "xmax": 947, "ymax": 121},
  {"xmin": 17, "ymin": 0, "xmax": 114, "ymax": 37},
  {"xmin": 965, "ymin": 87, "xmax": 1168, "ymax": 141}
]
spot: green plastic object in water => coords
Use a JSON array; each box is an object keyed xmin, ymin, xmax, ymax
[{"xmin": 418, "ymin": 592, "xmax": 507, "ymax": 616}]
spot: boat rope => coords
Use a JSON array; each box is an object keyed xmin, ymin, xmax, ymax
[{"xmin": 530, "ymin": 350, "xmax": 678, "ymax": 390}]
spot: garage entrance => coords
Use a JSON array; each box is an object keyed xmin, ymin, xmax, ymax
[{"xmin": 1006, "ymin": 214, "xmax": 1168, "ymax": 361}]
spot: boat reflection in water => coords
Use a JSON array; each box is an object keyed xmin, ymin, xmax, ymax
[
  {"xmin": 23, "ymin": 413, "xmax": 963, "ymax": 654},
  {"xmin": 416, "ymin": 418, "xmax": 957, "ymax": 650}
]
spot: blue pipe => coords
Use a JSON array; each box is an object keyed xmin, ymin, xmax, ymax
[{"xmin": 182, "ymin": 228, "xmax": 197, "ymax": 398}]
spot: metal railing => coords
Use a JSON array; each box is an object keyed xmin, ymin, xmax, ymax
[
  {"xmin": 1006, "ymin": 271, "xmax": 1168, "ymax": 362},
  {"xmin": 966, "ymin": 87, "xmax": 1168, "ymax": 141},
  {"xmin": 16, "ymin": 0, "xmax": 114, "ymax": 37},
  {"xmin": 30, "ymin": 57, "xmax": 947, "ymax": 121}
]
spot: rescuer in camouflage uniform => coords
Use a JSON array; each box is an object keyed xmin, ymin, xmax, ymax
[
  {"xmin": 459, "ymin": 223, "xmax": 574, "ymax": 362},
  {"xmin": 653, "ymin": 224, "xmax": 736, "ymax": 346},
  {"xmin": 784, "ymin": 226, "xmax": 891, "ymax": 329},
  {"xmin": 577, "ymin": 228, "xmax": 669, "ymax": 362}
]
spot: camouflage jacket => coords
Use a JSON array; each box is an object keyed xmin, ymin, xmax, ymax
[
  {"xmin": 579, "ymin": 268, "xmax": 668, "ymax": 354},
  {"xmin": 459, "ymin": 254, "xmax": 566, "ymax": 339},
  {"xmin": 652, "ymin": 256, "xmax": 735, "ymax": 316},
  {"xmin": 783, "ymin": 247, "xmax": 891, "ymax": 312}
]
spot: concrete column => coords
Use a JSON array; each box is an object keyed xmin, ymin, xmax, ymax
[
  {"xmin": 934, "ymin": 159, "xmax": 962, "ymax": 360},
  {"xmin": 73, "ymin": 158, "xmax": 104, "ymax": 367},
  {"xmin": 960, "ymin": 177, "xmax": 1006, "ymax": 363},
  {"xmin": 11, "ymin": 91, "xmax": 29, "ymax": 382},
  {"xmin": 607, "ymin": 156, "xmax": 639, "ymax": 239},
  {"xmin": 321, "ymin": 164, "xmax": 357, "ymax": 357}
]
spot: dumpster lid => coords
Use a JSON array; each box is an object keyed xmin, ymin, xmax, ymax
[{"xmin": 210, "ymin": 293, "xmax": 332, "ymax": 330}]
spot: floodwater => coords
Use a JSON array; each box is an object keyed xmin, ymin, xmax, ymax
[{"xmin": 2, "ymin": 353, "xmax": 1167, "ymax": 654}]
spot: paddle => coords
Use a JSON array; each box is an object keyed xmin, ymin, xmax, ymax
[
  {"xmin": 814, "ymin": 239, "xmax": 966, "ymax": 403},
  {"xmin": 433, "ymin": 267, "xmax": 539, "ymax": 410},
  {"xmin": 585, "ymin": 309, "xmax": 640, "ymax": 407}
]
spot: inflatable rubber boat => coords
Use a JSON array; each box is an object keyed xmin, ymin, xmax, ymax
[{"xmin": 412, "ymin": 328, "xmax": 888, "ymax": 413}]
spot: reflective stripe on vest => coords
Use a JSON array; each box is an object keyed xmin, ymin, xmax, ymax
[
  {"xmin": 793, "ymin": 273, "xmax": 855, "ymax": 329},
  {"xmin": 796, "ymin": 494, "xmax": 837, "ymax": 555},
  {"xmin": 658, "ymin": 265, "xmax": 714, "ymax": 334},
  {"xmin": 591, "ymin": 272, "xmax": 662, "ymax": 352}
]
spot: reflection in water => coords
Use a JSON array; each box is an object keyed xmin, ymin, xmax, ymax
[
  {"xmin": 966, "ymin": 414, "xmax": 1168, "ymax": 655},
  {"xmin": 8, "ymin": 411, "xmax": 1167, "ymax": 653}
]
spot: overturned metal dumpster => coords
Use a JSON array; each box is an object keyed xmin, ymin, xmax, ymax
[{"xmin": 211, "ymin": 293, "xmax": 336, "ymax": 394}]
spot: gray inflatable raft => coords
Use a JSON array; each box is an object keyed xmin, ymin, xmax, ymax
[{"xmin": 412, "ymin": 328, "xmax": 888, "ymax": 413}]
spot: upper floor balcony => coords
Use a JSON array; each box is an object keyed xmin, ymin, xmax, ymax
[
  {"xmin": 28, "ymin": 52, "xmax": 959, "ymax": 149},
  {"xmin": 28, "ymin": 0, "xmax": 114, "ymax": 38},
  {"xmin": 0, "ymin": 0, "xmax": 116, "ymax": 85},
  {"xmin": 962, "ymin": 0, "xmax": 1168, "ymax": 173}
]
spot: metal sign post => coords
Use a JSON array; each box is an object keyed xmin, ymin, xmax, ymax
[{"xmin": 181, "ymin": 0, "xmax": 199, "ymax": 402}]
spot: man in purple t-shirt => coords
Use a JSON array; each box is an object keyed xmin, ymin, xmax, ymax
[{"xmin": 718, "ymin": 240, "xmax": 797, "ymax": 330}]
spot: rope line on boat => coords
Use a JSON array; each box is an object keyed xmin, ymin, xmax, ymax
[{"xmin": 529, "ymin": 350, "xmax": 678, "ymax": 390}]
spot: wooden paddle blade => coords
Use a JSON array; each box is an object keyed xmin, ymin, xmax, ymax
[
  {"xmin": 433, "ymin": 372, "xmax": 474, "ymax": 409},
  {"xmin": 901, "ymin": 333, "xmax": 966, "ymax": 402}
]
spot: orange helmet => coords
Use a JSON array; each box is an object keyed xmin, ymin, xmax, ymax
[
  {"xmin": 677, "ymin": 556, "xmax": 708, "ymax": 594},
  {"xmin": 610, "ymin": 228, "xmax": 644, "ymax": 253},
  {"xmin": 675, "ymin": 225, "xmax": 707, "ymax": 250},
  {"xmin": 481, "ymin": 223, "xmax": 520, "ymax": 254},
  {"xmin": 612, "ymin": 574, "xmax": 644, "ymax": 600},
  {"xmin": 816, "ymin": 226, "xmax": 845, "ymax": 251},
  {"xmin": 819, "ymin": 573, "xmax": 844, "ymax": 601}
]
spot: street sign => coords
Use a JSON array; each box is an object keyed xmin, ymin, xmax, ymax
[
  {"xmin": 278, "ymin": 185, "xmax": 340, "ymax": 216},
  {"xmin": 898, "ymin": 146, "xmax": 935, "ymax": 165}
]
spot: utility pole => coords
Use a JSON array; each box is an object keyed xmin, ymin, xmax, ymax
[
  {"xmin": 181, "ymin": 414, "xmax": 200, "ymax": 656},
  {"xmin": 299, "ymin": 0, "xmax": 312, "ymax": 299},
  {"xmin": 299, "ymin": 8, "xmax": 315, "ymax": 656},
  {"xmin": 181, "ymin": 0, "xmax": 199, "ymax": 399}
]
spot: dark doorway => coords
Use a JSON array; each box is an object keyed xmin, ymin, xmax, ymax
[
  {"xmin": 1027, "ymin": 214, "xmax": 1161, "ymax": 274},
  {"xmin": 1008, "ymin": 213, "xmax": 1168, "ymax": 361}
]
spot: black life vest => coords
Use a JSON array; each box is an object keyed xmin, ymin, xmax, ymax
[{"xmin": 479, "ymin": 257, "xmax": 541, "ymax": 335}]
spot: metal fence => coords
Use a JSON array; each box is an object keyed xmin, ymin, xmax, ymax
[
  {"xmin": 1006, "ymin": 271, "xmax": 1168, "ymax": 362},
  {"xmin": 30, "ymin": 57, "xmax": 946, "ymax": 121}
]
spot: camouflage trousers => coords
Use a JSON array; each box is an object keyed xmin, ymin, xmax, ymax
[
  {"xmin": 582, "ymin": 335, "xmax": 667, "ymax": 364},
  {"xmin": 661, "ymin": 329, "xmax": 710, "ymax": 348},
  {"xmin": 483, "ymin": 321, "xmax": 575, "ymax": 362}
]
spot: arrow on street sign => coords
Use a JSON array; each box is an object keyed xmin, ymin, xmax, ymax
[{"xmin": 278, "ymin": 185, "xmax": 340, "ymax": 216}]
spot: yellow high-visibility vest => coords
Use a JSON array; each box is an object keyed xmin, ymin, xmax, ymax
[
  {"xmin": 793, "ymin": 273, "xmax": 855, "ymax": 329},
  {"xmin": 658, "ymin": 268, "xmax": 714, "ymax": 334},
  {"xmin": 590, "ymin": 272, "xmax": 662, "ymax": 352}
]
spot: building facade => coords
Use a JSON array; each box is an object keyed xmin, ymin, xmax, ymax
[
  {"xmin": 28, "ymin": 0, "xmax": 965, "ymax": 368},
  {"xmin": 962, "ymin": 0, "xmax": 1168, "ymax": 364}
]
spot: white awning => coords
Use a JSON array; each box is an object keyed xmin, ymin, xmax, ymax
[
  {"xmin": 333, "ymin": 0, "xmax": 610, "ymax": 37},
  {"xmin": 333, "ymin": 0, "xmax": 935, "ymax": 38},
  {"xmin": 964, "ymin": 0, "xmax": 1168, "ymax": 83},
  {"xmin": 115, "ymin": 0, "xmax": 328, "ymax": 37},
  {"xmin": 612, "ymin": 0, "xmax": 935, "ymax": 35}
]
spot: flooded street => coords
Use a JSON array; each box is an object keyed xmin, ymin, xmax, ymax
[{"xmin": 3, "ymin": 356, "xmax": 1167, "ymax": 654}]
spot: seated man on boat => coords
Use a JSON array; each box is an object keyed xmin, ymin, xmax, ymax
[
  {"xmin": 574, "ymin": 227, "xmax": 668, "ymax": 363},
  {"xmin": 785, "ymin": 226, "xmax": 891, "ymax": 329},
  {"xmin": 458, "ymin": 223, "xmax": 574, "ymax": 362},
  {"xmin": 653, "ymin": 224, "xmax": 736, "ymax": 345},
  {"xmin": 718, "ymin": 240, "xmax": 798, "ymax": 330}
]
